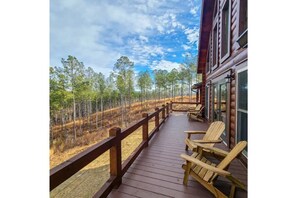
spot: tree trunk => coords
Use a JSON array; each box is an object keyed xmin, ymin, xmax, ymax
[
  {"xmin": 73, "ymin": 96, "xmax": 76, "ymax": 140},
  {"xmin": 89, "ymin": 99, "xmax": 92, "ymax": 130},
  {"xmin": 101, "ymin": 96, "xmax": 104, "ymax": 128},
  {"xmin": 120, "ymin": 94, "xmax": 124, "ymax": 127},
  {"xmin": 50, "ymin": 119, "xmax": 54, "ymax": 144},
  {"xmin": 189, "ymin": 84, "xmax": 191, "ymax": 102},
  {"xmin": 96, "ymin": 98, "xmax": 98, "ymax": 129},
  {"xmin": 79, "ymin": 102, "xmax": 83, "ymax": 135}
]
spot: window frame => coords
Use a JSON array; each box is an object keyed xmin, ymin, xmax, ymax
[
  {"xmin": 205, "ymin": 85, "xmax": 210, "ymax": 119},
  {"xmin": 235, "ymin": 61, "xmax": 248, "ymax": 157},
  {"xmin": 212, "ymin": 22, "xmax": 218, "ymax": 70},
  {"xmin": 213, "ymin": 0, "xmax": 218, "ymax": 22},
  {"xmin": 237, "ymin": 0, "xmax": 248, "ymax": 38},
  {"xmin": 206, "ymin": 34, "xmax": 212, "ymax": 74},
  {"xmin": 220, "ymin": 0, "xmax": 231, "ymax": 64}
]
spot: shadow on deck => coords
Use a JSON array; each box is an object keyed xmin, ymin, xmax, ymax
[{"xmin": 108, "ymin": 112, "xmax": 247, "ymax": 198}]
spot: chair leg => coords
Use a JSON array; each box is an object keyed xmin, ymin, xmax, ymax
[
  {"xmin": 183, "ymin": 161, "xmax": 191, "ymax": 185},
  {"xmin": 229, "ymin": 185, "xmax": 236, "ymax": 198}
]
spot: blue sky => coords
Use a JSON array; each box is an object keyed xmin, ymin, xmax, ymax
[{"xmin": 50, "ymin": 0, "xmax": 201, "ymax": 77}]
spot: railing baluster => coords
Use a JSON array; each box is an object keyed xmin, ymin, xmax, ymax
[
  {"xmin": 155, "ymin": 107, "xmax": 159, "ymax": 131},
  {"xmin": 166, "ymin": 103, "xmax": 169, "ymax": 116},
  {"xmin": 142, "ymin": 113, "xmax": 149, "ymax": 147},
  {"xmin": 109, "ymin": 127, "xmax": 122, "ymax": 188},
  {"xmin": 162, "ymin": 105, "xmax": 165, "ymax": 120}
]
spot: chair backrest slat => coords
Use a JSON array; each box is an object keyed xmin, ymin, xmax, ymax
[{"xmin": 202, "ymin": 121, "xmax": 225, "ymax": 147}]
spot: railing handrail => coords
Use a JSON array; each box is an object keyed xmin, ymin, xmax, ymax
[
  {"xmin": 170, "ymin": 101, "xmax": 200, "ymax": 112},
  {"xmin": 50, "ymin": 103, "xmax": 171, "ymax": 197},
  {"xmin": 171, "ymin": 101, "xmax": 199, "ymax": 105}
]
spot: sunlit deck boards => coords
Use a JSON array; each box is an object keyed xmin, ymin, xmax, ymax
[{"xmin": 108, "ymin": 112, "xmax": 247, "ymax": 198}]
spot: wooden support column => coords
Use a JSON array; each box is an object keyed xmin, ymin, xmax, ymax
[
  {"xmin": 142, "ymin": 113, "xmax": 149, "ymax": 147},
  {"xmin": 109, "ymin": 127, "xmax": 122, "ymax": 188},
  {"xmin": 166, "ymin": 103, "xmax": 169, "ymax": 116},
  {"xmin": 155, "ymin": 107, "xmax": 159, "ymax": 131},
  {"xmin": 162, "ymin": 105, "xmax": 165, "ymax": 119}
]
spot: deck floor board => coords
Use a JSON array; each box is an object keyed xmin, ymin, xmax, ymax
[{"xmin": 108, "ymin": 112, "xmax": 247, "ymax": 198}]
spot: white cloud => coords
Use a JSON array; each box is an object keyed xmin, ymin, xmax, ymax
[
  {"xmin": 184, "ymin": 27, "xmax": 199, "ymax": 45},
  {"xmin": 126, "ymin": 38, "xmax": 165, "ymax": 65},
  {"xmin": 155, "ymin": 12, "xmax": 185, "ymax": 34},
  {"xmin": 182, "ymin": 52, "xmax": 191, "ymax": 57},
  {"xmin": 182, "ymin": 44, "xmax": 191, "ymax": 50},
  {"xmin": 150, "ymin": 60, "xmax": 181, "ymax": 71},
  {"xmin": 190, "ymin": 6, "xmax": 198, "ymax": 16},
  {"xmin": 139, "ymin": 35, "xmax": 149, "ymax": 43}
]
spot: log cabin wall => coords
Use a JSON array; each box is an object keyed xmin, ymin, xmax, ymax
[{"xmin": 197, "ymin": 0, "xmax": 247, "ymax": 165}]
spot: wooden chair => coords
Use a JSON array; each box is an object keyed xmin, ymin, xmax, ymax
[
  {"xmin": 185, "ymin": 121, "xmax": 225, "ymax": 152},
  {"xmin": 181, "ymin": 141, "xmax": 247, "ymax": 198},
  {"xmin": 187, "ymin": 104, "xmax": 202, "ymax": 112},
  {"xmin": 187, "ymin": 104, "xmax": 204, "ymax": 122}
]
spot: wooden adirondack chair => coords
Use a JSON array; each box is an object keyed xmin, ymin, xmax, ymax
[
  {"xmin": 187, "ymin": 104, "xmax": 202, "ymax": 113},
  {"xmin": 181, "ymin": 141, "xmax": 247, "ymax": 198},
  {"xmin": 187, "ymin": 104, "xmax": 204, "ymax": 121},
  {"xmin": 185, "ymin": 121, "xmax": 225, "ymax": 152}
]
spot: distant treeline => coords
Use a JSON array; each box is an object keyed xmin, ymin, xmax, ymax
[{"xmin": 50, "ymin": 55, "xmax": 200, "ymax": 142}]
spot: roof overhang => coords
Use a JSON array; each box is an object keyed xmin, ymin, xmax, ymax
[{"xmin": 197, "ymin": 0, "xmax": 215, "ymax": 73}]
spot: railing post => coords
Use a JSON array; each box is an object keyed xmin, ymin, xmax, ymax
[
  {"xmin": 142, "ymin": 113, "xmax": 149, "ymax": 147},
  {"xmin": 155, "ymin": 107, "xmax": 159, "ymax": 131},
  {"xmin": 109, "ymin": 127, "xmax": 122, "ymax": 188},
  {"xmin": 170, "ymin": 101, "xmax": 173, "ymax": 112},
  {"xmin": 162, "ymin": 105, "xmax": 165, "ymax": 120},
  {"xmin": 166, "ymin": 103, "xmax": 169, "ymax": 116}
]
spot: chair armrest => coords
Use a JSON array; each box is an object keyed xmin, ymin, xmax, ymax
[
  {"xmin": 184, "ymin": 131, "xmax": 206, "ymax": 139},
  {"xmin": 193, "ymin": 142, "xmax": 229, "ymax": 157},
  {"xmin": 184, "ymin": 131, "xmax": 206, "ymax": 134},
  {"xmin": 180, "ymin": 154, "xmax": 230, "ymax": 176},
  {"xmin": 192, "ymin": 139, "xmax": 222, "ymax": 143},
  {"xmin": 188, "ymin": 110, "xmax": 198, "ymax": 113}
]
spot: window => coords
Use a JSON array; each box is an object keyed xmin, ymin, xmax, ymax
[
  {"xmin": 237, "ymin": 68, "xmax": 248, "ymax": 156},
  {"xmin": 212, "ymin": 23, "xmax": 218, "ymax": 68},
  {"xmin": 238, "ymin": 0, "xmax": 247, "ymax": 36},
  {"xmin": 206, "ymin": 36, "xmax": 211, "ymax": 73},
  {"xmin": 220, "ymin": 0, "xmax": 231, "ymax": 62},
  {"xmin": 213, "ymin": 0, "xmax": 218, "ymax": 20}
]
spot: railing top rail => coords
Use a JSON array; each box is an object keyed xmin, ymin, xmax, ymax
[
  {"xmin": 171, "ymin": 101, "xmax": 199, "ymax": 105},
  {"xmin": 50, "ymin": 136, "xmax": 115, "ymax": 190}
]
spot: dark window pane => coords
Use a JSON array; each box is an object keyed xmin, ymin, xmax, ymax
[
  {"xmin": 213, "ymin": 25, "xmax": 217, "ymax": 66},
  {"xmin": 238, "ymin": 70, "xmax": 248, "ymax": 110},
  {"xmin": 221, "ymin": 0, "xmax": 230, "ymax": 57},
  {"xmin": 237, "ymin": 111, "xmax": 248, "ymax": 153},
  {"xmin": 239, "ymin": 0, "xmax": 248, "ymax": 35}
]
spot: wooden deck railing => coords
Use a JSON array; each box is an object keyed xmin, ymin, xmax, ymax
[
  {"xmin": 50, "ymin": 102, "xmax": 172, "ymax": 198},
  {"xmin": 170, "ymin": 101, "xmax": 200, "ymax": 112}
]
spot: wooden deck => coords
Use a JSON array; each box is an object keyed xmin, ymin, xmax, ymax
[{"xmin": 108, "ymin": 112, "xmax": 247, "ymax": 198}]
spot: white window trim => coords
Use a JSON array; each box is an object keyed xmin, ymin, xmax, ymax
[
  {"xmin": 220, "ymin": 0, "xmax": 231, "ymax": 64},
  {"xmin": 205, "ymin": 85, "xmax": 210, "ymax": 119},
  {"xmin": 235, "ymin": 61, "xmax": 248, "ymax": 157}
]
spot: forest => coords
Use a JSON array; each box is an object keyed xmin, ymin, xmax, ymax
[{"xmin": 50, "ymin": 55, "xmax": 200, "ymax": 163}]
